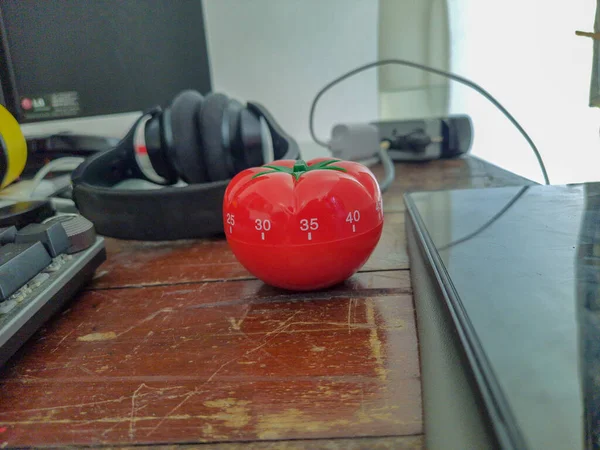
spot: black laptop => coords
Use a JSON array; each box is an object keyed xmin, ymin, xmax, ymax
[{"xmin": 405, "ymin": 183, "xmax": 600, "ymax": 449}]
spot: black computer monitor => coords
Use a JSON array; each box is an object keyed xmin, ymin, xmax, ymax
[{"xmin": 0, "ymin": 1, "xmax": 212, "ymax": 123}]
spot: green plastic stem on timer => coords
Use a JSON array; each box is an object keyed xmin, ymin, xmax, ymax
[{"xmin": 252, "ymin": 159, "xmax": 347, "ymax": 180}]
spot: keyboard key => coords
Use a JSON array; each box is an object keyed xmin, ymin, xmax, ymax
[
  {"xmin": 43, "ymin": 215, "xmax": 96, "ymax": 254},
  {"xmin": 0, "ymin": 227, "xmax": 16, "ymax": 244},
  {"xmin": 15, "ymin": 223, "xmax": 70, "ymax": 257},
  {"xmin": 0, "ymin": 243, "xmax": 52, "ymax": 301}
]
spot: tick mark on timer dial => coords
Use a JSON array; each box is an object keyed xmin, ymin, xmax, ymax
[
  {"xmin": 346, "ymin": 210, "xmax": 360, "ymax": 233},
  {"xmin": 255, "ymin": 219, "xmax": 271, "ymax": 241},
  {"xmin": 226, "ymin": 213, "xmax": 235, "ymax": 234},
  {"xmin": 300, "ymin": 218, "xmax": 319, "ymax": 241}
]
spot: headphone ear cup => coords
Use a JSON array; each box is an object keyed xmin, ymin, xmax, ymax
[
  {"xmin": 198, "ymin": 93, "xmax": 234, "ymax": 181},
  {"xmin": 169, "ymin": 90, "xmax": 206, "ymax": 183}
]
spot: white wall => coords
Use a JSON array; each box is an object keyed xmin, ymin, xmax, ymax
[
  {"xmin": 448, "ymin": 0, "xmax": 600, "ymax": 184},
  {"xmin": 202, "ymin": 0, "xmax": 379, "ymax": 145}
]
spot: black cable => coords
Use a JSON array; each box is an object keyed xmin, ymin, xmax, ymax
[
  {"xmin": 308, "ymin": 59, "xmax": 550, "ymax": 185},
  {"xmin": 437, "ymin": 186, "xmax": 530, "ymax": 251}
]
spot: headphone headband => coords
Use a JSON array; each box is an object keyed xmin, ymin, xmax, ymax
[{"xmin": 72, "ymin": 101, "xmax": 300, "ymax": 240}]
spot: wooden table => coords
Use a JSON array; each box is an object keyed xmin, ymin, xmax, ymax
[{"xmin": 0, "ymin": 157, "xmax": 530, "ymax": 448}]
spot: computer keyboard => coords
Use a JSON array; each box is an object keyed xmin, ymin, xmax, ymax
[{"xmin": 0, "ymin": 202, "xmax": 106, "ymax": 367}]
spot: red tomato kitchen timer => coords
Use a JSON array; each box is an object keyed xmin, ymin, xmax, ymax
[{"xmin": 223, "ymin": 158, "xmax": 384, "ymax": 290}]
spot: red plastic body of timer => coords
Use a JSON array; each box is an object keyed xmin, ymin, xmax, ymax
[{"xmin": 223, "ymin": 158, "xmax": 384, "ymax": 291}]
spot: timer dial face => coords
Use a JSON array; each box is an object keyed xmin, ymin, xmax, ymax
[{"xmin": 224, "ymin": 158, "xmax": 384, "ymax": 291}]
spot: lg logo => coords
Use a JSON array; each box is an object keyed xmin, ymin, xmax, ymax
[{"xmin": 32, "ymin": 98, "xmax": 46, "ymax": 108}]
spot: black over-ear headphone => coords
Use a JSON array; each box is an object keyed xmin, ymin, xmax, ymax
[{"xmin": 72, "ymin": 90, "xmax": 301, "ymax": 241}]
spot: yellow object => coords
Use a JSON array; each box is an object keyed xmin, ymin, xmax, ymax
[{"xmin": 0, "ymin": 105, "xmax": 27, "ymax": 189}]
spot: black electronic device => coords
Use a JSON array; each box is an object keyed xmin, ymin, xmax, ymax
[
  {"xmin": 0, "ymin": 1, "xmax": 211, "ymax": 122},
  {"xmin": 405, "ymin": 183, "xmax": 600, "ymax": 449},
  {"xmin": 0, "ymin": 204, "xmax": 105, "ymax": 367},
  {"xmin": 374, "ymin": 116, "xmax": 472, "ymax": 161},
  {"xmin": 23, "ymin": 133, "xmax": 119, "ymax": 178},
  {"xmin": 71, "ymin": 91, "xmax": 301, "ymax": 241}
]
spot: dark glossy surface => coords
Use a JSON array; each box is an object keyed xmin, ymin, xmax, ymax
[{"xmin": 407, "ymin": 183, "xmax": 600, "ymax": 449}]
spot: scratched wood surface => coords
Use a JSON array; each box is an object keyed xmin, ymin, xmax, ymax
[{"xmin": 0, "ymin": 157, "xmax": 531, "ymax": 448}]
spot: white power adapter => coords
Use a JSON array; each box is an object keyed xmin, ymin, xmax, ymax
[{"xmin": 328, "ymin": 123, "xmax": 380, "ymax": 162}]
